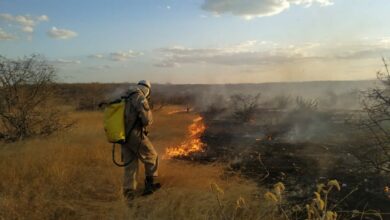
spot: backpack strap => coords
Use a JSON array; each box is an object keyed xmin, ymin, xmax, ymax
[{"xmin": 123, "ymin": 89, "xmax": 143, "ymax": 141}]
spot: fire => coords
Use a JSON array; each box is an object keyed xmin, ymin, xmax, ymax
[
  {"xmin": 165, "ymin": 116, "xmax": 206, "ymax": 158},
  {"xmin": 168, "ymin": 109, "xmax": 186, "ymax": 115}
]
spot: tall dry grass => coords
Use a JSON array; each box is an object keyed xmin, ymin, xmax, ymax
[{"xmin": 0, "ymin": 106, "xmax": 271, "ymax": 220}]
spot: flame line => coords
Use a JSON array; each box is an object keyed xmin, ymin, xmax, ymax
[{"xmin": 165, "ymin": 116, "xmax": 206, "ymax": 159}]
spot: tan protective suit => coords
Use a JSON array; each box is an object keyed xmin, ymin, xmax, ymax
[{"xmin": 121, "ymin": 87, "xmax": 158, "ymax": 192}]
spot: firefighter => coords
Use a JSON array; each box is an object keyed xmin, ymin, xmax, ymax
[{"xmin": 122, "ymin": 80, "xmax": 160, "ymax": 200}]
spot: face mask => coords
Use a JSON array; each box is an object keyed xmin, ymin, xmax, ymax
[
  {"xmin": 138, "ymin": 85, "xmax": 150, "ymax": 98},
  {"xmin": 145, "ymin": 88, "xmax": 151, "ymax": 99}
]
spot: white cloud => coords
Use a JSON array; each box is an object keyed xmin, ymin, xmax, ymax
[
  {"xmin": 47, "ymin": 27, "xmax": 78, "ymax": 39},
  {"xmin": 109, "ymin": 50, "xmax": 143, "ymax": 61},
  {"xmin": 0, "ymin": 13, "xmax": 49, "ymax": 33},
  {"xmin": 87, "ymin": 51, "xmax": 142, "ymax": 61},
  {"xmin": 53, "ymin": 59, "xmax": 81, "ymax": 64},
  {"xmin": 21, "ymin": 26, "xmax": 34, "ymax": 33},
  {"xmin": 0, "ymin": 28, "xmax": 16, "ymax": 40},
  {"xmin": 88, "ymin": 54, "xmax": 104, "ymax": 59},
  {"xmin": 37, "ymin": 15, "xmax": 49, "ymax": 22},
  {"xmin": 0, "ymin": 14, "xmax": 34, "ymax": 26},
  {"xmin": 201, "ymin": 0, "xmax": 334, "ymax": 19},
  {"xmin": 154, "ymin": 61, "xmax": 180, "ymax": 68},
  {"xmin": 330, "ymin": 38, "xmax": 390, "ymax": 60}
]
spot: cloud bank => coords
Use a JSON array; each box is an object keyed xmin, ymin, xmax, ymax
[
  {"xmin": 202, "ymin": 0, "xmax": 334, "ymax": 19},
  {"xmin": 155, "ymin": 38, "xmax": 390, "ymax": 68},
  {"xmin": 87, "ymin": 50, "xmax": 143, "ymax": 61},
  {"xmin": 53, "ymin": 59, "xmax": 81, "ymax": 64},
  {"xmin": 109, "ymin": 50, "xmax": 143, "ymax": 61},
  {"xmin": 155, "ymin": 40, "xmax": 320, "ymax": 67}
]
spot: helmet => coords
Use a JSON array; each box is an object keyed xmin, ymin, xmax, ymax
[{"xmin": 137, "ymin": 80, "xmax": 151, "ymax": 98}]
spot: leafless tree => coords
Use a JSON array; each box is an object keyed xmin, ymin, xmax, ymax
[
  {"xmin": 230, "ymin": 93, "xmax": 261, "ymax": 122},
  {"xmin": 357, "ymin": 58, "xmax": 390, "ymax": 173},
  {"xmin": 0, "ymin": 55, "xmax": 71, "ymax": 141}
]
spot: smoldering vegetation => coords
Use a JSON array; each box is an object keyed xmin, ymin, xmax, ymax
[
  {"xmin": 56, "ymin": 78, "xmax": 387, "ymax": 218},
  {"xmin": 149, "ymin": 80, "xmax": 390, "ymax": 219}
]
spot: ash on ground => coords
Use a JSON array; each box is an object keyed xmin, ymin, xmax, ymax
[{"xmin": 179, "ymin": 107, "xmax": 390, "ymax": 217}]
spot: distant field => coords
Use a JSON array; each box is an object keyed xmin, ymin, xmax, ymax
[{"xmin": 0, "ymin": 106, "xmax": 269, "ymax": 220}]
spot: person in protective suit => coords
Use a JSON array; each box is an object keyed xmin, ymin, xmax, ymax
[{"xmin": 122, "ymin": 80, "xmax": 160, "ymax": 200}]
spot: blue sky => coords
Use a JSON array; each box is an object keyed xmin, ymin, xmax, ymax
[{"xmin": 1, "ymin": 0, "xmax": 390, "ymax": 83}]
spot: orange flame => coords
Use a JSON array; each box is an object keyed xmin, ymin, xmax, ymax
[
  {"xmin": 168, "ymin": 109, "xmax": 186, "ymax": 115},
  {"xmin": 165, "ymin": 116, "xmax": 206, "ymax": 158}
]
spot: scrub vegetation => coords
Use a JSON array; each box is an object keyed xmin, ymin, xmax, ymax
[
  {"xmin": 0, "ymin": 55, "xmax": 72, "ymax": 142},
  {"xmin": 0, "ymin": 107, "xmax": 271, "ymax": 220},
  {"xmin": 1, "ymin": 56, "xmax": 390, "ymax": 219}
]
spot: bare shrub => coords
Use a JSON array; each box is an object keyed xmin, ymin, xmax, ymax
[
  {"xmin": 295, "ymin": 96, "xmax": 318, "ymax": 111},
  {"xmin": 230, "ymin": 93, "xmax": 261, "ymax": 122},
  {"xmin": 0, "ymin": 55, "xmax": 71, "ymax": 141},
  {"xmin": 204, "ymin": 103, "xmax": 227, "ymax": 120},
  {"xmin": 202, "ymin": 94, "xmax": 228, "ymax": 120},
  {"xmin": 274, "ymin": 95, "xmax": 292, "ymax": 109},
  {"xmin": 357, "ymin": 58, "xmax": 390, "ymax": 173}
]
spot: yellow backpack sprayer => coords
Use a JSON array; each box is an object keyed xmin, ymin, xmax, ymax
[
  {"xmin": 100, "ymin": 91, "xmax": 140, "ymax": 167},
  {"xmin": 103, "ymin": 99, "xmax": 126, "ymax": 144}
]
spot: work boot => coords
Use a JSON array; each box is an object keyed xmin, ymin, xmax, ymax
[
  {"xmin": 123, "ymin": 189, "xmax": 136, "ymax": 201},
  {"xmin": 142, "ymin": 176, "xmax": 161, "ymax": 196}
]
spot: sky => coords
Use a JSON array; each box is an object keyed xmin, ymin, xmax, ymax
[{"xmin": 0, "ymin": 0, "xmax": 390, "ymax": 84}]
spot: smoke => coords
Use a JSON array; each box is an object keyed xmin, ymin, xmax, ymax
[
  {"xmin": 158, "ymin": 81, "xmax": 389, "ymax": 213},
  {"xmin": 183, "ymin": 81, "xmax": 373, "ymax": 115},
  {"xmin": 103, "ymin": 83, "xmax": 132, "ymax": 101}
]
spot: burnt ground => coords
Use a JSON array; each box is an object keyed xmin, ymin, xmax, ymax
[{"xmin": 177, "ymin": 110, "xmax": 390, "ymax": 219}]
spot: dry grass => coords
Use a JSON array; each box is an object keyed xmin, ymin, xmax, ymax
[{"xmin": 0, "ymin": 106, "xmax": 271, "ymax": 220}]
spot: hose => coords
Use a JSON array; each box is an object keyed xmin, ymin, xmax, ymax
[
  {"xmin": 111, "ymin": 129, "xmax": 144, "ymax": 167},
  {"xmin": 112, "ymin": 143, "xmax": 133, "ymax": 167}
]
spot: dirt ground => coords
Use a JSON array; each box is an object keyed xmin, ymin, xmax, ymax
[{"xmin": 0, "ymin": 106, "xmax": 270, "ymax": 220}]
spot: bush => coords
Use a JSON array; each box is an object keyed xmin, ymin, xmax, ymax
[
  {"xmin": 230, "ymin": 93, "xmax": 261, "ymax": 123},
  {"xmin": 0, "ymin": 55, "xmax": 71, "ymax": 141}
]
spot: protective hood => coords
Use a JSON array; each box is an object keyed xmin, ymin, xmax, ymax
[{"xmin": 137, "ymin": 84, "xmax": 150, "ymax": 98}]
